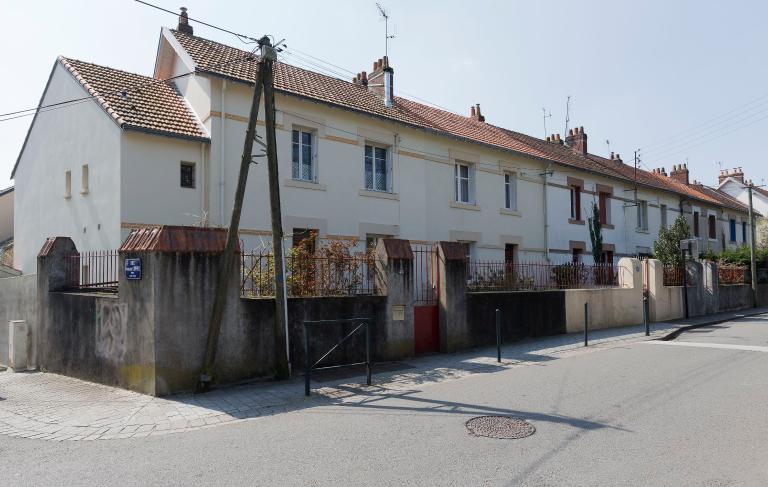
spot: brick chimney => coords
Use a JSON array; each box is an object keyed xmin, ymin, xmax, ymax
[
  {"xmin": 546, "ymin": 133, "xmax": 564, "ymax": 145},
  {"xmin": 609, "ymin": 152, "xmax": 623, "ymax": 164},
  {"xmin": 177, "ymin": 7, "xmax": 193, "ymax": 35},
  {"xmin": 565, "ymin": 126, "xmax": 587, "ymax": 155},
  {"xmin": 352, "ymin": 71, "xmax": 368, "ymax": 86},
  {"xmin": 669, "ymin": 163, "xmax": 690, "ymax": 185},
  {"xmin": 718, "ymin": 167, "xmax": 744, "ymax": 185},
  {"xmin": 469, "ymin": 104, "xmax": 485, "ymax": 122},
  {"xmin": 366, "ymin": 57, "xmax": 394, "ymax": 107},
  {"xmin": 652, "ymin": 167, "xmax": 668, "ymax": 177}
]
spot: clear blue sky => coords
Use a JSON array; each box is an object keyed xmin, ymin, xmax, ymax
[{"xmin": 2, "ymin": 0, "xmax": 767, "ymax": 190}]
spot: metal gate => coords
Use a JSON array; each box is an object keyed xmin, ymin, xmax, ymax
[{"xmin": 412, "ymin": 244, "xmax": 440, "ymax": 354}]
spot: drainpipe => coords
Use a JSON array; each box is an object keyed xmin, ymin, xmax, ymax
[
  {"xmin": 200, "ymin": 142, "xmax": 208, "ymax": 226},
  {"xmin": 542, "ymin": 163, "xmax": 552, "ymax": 261},
  {"xmin": 220, "ymin": 80, "xmax": 227, "ymax": 226}
]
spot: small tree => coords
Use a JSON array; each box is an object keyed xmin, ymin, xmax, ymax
[
  {"xmin": 588, "ymin": 201, "xmax": 603, "ymax": 263},
  {"xmin": 653, "ymin": 215, "xmax": 690, "ymax": 265}
]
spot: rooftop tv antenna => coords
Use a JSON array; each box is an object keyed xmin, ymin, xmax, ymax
[
  {"xmin": 376, "ymin": 3, "xmax": 395, "ymax": 57},
  {"xmin": 564, "ymin": 95, "xmax": 571, "ymax": 137},
  {"xmin": 542, "ymin": 108, "xmax": 552, "ymax": 139}
]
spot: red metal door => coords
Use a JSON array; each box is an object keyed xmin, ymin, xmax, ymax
[
  {"xmin": 414, "ymin": 305, "xmax": 439, "ymax": 354},
  {"xmin": 412, "ymin": 244, "xmax": 439, "ymax": 354}
]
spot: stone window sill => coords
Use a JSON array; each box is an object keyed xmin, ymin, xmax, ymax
[
  {"xmin": 602, "ymin": 223, "xmax": 615, "ymax": 230},
  {"xmin": 284, "ymin": 179, "xmax": 327, "ymax": 191},
  {"xmin": 568, "ymin": 218, "xmax": 585, "ymax": 225},
  {"xmin": 636, "ymin": 227, "xmax": 650, "ymax": 234},
  {"xmin": 359, "ymin": 189, "xmax": 399, "ymax": 201},
  {"xmin": 63, "ymin": 194, "xmax": 72, "ymax": 200},
  {"xmin": 499, "ymin": 208, "xmax": 521, "ymax": 217},
  {"xmin": 450, "ymin": 201, "xmax": 481, "ymax": 211},
  {"xmin": 80, "ymin": 190, "xmax": 89, "ymax": 196}
]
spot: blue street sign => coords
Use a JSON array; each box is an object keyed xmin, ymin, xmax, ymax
[{"xmin": 125, "ymin": 258, "xmax": 142, "ymax": 280}]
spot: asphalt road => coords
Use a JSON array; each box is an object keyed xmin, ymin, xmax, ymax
[{"xmin": 2, "ymin": 315, "xmax": 768, "ymax": 486}]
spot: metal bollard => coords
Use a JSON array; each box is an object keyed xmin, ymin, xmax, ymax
[
  {"xmin": 584, "ymin": 302, "xmax": 589, "ymax": 347},
  {"xmin": 495, "ymin": 308, "xmax": 501, "ymax": 363},
  {"xmin": 304, "ymin": 323, "xmax": 311, "ymax": 396},
  {"xmin": 365, "ymin": 321, "xmax": 372, "ymax": 386},
  {"xmin": 643, "ymin": 295, "xmax": 649, "ymax": 336}
]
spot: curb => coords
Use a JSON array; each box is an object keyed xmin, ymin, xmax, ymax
[{"xmin": 659, "ymin": 308, "xmax": 768, "ymax": 341}]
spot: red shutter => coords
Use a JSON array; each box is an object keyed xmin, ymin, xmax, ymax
[{"xmin": 599, "ymin": 192, "xmax": 608, "ymax": 224}]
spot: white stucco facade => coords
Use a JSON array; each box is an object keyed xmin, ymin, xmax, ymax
[
  {"xmin": 10, "ymin": 29, "xmax": 753, "ymax": 273},
  {"xmin": 13, "ymin": 62, "xmax": 122, "ymax": 272},
  {"xmin": 719, "ymin": 177, "xmax": 768, "ymax": 217}
]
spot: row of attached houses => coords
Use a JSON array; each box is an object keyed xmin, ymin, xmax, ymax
[{"xmin": 9, "ymin": 12, "xmax": 754, "ymax": 273}]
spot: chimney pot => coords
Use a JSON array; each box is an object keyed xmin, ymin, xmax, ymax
[
  {"xmin": 470, "ymin": 106, "xmax": 476, "ymax": 117},
  {"xmin": 565, "ymin": 125, "xmax": 588, "ymax": 155},
  {"xmin": 177, "ymin": 6, "xmax": 193, "ymax": 35}
]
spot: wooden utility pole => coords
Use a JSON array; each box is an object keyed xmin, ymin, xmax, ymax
[
  {"xmin": 748, "ymin": 184, "xmax": 758, "ymax": 307},
  {"xmin": 261, "ymin": 38, "xmax": 291, "ymax": 379},
  {"xmin": 197, "ymin": 47, "xmax": 263, "ymax": 392}
]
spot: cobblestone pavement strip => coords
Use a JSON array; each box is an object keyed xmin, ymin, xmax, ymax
[{"xmin": 1, "ymin": 310, "xmax": 765, "ymax": 441}]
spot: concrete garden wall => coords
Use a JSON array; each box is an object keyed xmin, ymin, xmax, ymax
[
  {"xmin": 563, "ymin": 258, "xmax": 642, "ymax": 333},
  {"xmin": 466, "ymin": 291, "xmax": 567, "ymax": 345},
  {"xmin": 0, "ymin": 273, "xmax": 37, "ymax": 367}
]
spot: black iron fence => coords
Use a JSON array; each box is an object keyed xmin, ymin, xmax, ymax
[
  {"xmin": 663, "ymin": 264, "xmax": 684, "ymax": 286},
  {"xmin": 412, "ymin": 244, "xmax": 439, "ymax": 305},
  {"xmin": 467, "ymin": 261, "xmax": 621, "ymax": 291},
  {"xmin": 64, "ymin": 250, "xmax": 119, "ymax": 292},
  {"xmin": 718, "ymin": 264, "xmax": 749, "ymax": 285},
  {"xmin": 241, "ymin": 250, "xmax": 377, "ymax": 297}
]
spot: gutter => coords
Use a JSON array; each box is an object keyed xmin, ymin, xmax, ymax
[{"xmin": 194, "ymin": 69, "xmax": 741, "ymax": 215}]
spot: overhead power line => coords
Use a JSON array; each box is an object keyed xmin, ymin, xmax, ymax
[
  {"xmin": 133, "ymin": 0, "xmax": 260, "ymax": 43},
  {"xmin": 644, "ymin": 110, "xmax": 768, "ymax": 163},
  {"xmin": 641, "ymin": 92, "xmax": 768, "ymax": 152},
  {"xmin": 0, "ymin": 51, "xmax": 257, "ymax": 123}
]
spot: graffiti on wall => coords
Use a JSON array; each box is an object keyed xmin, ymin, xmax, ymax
[{"xmin": 95, "ymin": 301, "xmax": 128, "ymax": 360}]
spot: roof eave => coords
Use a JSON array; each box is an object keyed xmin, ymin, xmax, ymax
[
  {"xmin": 10, "ymin": 60, "xmax": 60, "ymax": 179},
  {"xmin": 123, "ymin": 124, "xmax": 210, "ymax": 143},
  {"xmin": 193, "ymin": 66, "xmax": 750, "ymax": 214}
]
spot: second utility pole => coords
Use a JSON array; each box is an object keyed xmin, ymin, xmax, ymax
[
  {"xmin": 198, "ymin": 47, "xmax": 263, "ymax": 392},
  {"xmin": 748, "ymin": 184, "xmax": 758, "ymax": 307},
  {"xmin": 261, "ymin": 38, "xmax": 290, "ymax": 379}
]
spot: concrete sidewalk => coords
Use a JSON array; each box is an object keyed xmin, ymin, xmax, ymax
[{"xmin": 0, "ymin": 306, "xmax": 766, "ymax": 441}]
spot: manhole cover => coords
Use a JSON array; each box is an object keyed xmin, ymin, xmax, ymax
[{"xmin": 465, "ymin": 416, "xmax": 535, "ymax": 439}]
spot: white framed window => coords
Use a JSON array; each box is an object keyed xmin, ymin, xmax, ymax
[
  {"xmin": 637, "ymin": 200, "xmax": 648, "ymax": 230},
  {"xmin": 292, "ymin": 129, "xmax": 315, "ymax": 182},
  {"xmin": 81, "ymin": 164, "xmax": 89, "ymax": 194},
  {"xmin": 64, "ymin": 170, "xmax": 72, "ymax": 198},
  {"xmin": 455, "ymin": 162, "xmax": 474, "ymax": 204},
  {"xmin": 504, "ymin": 173, "xmax": 517, "ymax": 210},
  {"xmin": 364, "ymin": 144, "xmax": 389, "ymax": 192}
]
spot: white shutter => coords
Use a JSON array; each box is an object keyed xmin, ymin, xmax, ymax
[{"xmin": 468, "ymin": 164, "xmax": 476, "ymax": 204}]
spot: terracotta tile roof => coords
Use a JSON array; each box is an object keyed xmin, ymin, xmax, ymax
[
  {"xmin": 691, "ymin": 184, "xmax": 753, "ymax": 214},
  {"xmin": 58, "ymin": 56, "xmax": 209, "ymax": 141},
  {"xmin": 170, "ymin": 30, "xmax": 749, "ymax": 212},
  {"xmin": 120, "ymin": 225, "xmax": 237, "ymax": 253},
  {"xmin": 753, "ymin": 186, "xmax": 768, "ymax": 199}
]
